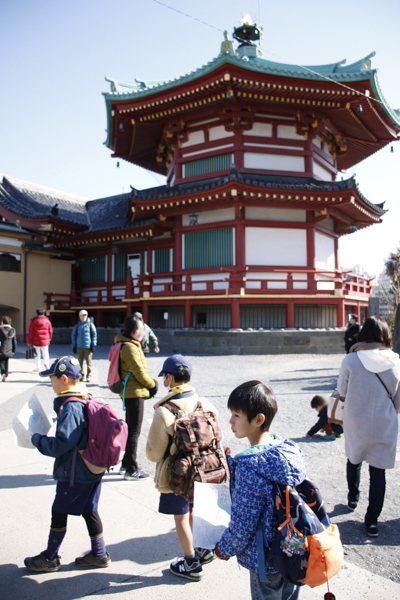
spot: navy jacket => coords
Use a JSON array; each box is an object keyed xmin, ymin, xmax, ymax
[
  {"xmin": 307, "ymin": 405, "xmax": 343, "ymax": 437},
  {"xmin": 218, "ymin": 437, "xmax": 306, "ymax": 575},
  {"xmin": 32, "ymin": 391, "xmax": 102, "ymax": 484}
]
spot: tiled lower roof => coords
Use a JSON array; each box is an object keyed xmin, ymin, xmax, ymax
[
  {"xmin": 130, "ymin": 171, "xmax": 386, "ymax": 215},
  {"xmin": 0, "ymin": 176, "xmax": 88, "ymax": 226}
]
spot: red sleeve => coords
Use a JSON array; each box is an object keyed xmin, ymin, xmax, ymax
[{"xmin": 27, "ymin": 321, "xmax": 33, "ymax": 345}]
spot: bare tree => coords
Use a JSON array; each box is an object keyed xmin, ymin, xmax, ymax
[{"xmin": 384, "ymin": 248, "xmax": 400, "ymax": 353}]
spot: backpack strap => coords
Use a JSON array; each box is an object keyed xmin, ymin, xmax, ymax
[
  {"xmin": 59, "ymin": 395, "xmax": 89, "ymax": 488},
  {"xmin": 375, "ymin": 373, "xmax": 395, "ymax": 407},
  {"xmin": 256, "ymin": 521, "xmax": 267, "ymax": 583}
]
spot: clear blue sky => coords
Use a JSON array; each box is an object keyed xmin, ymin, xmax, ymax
[{"xmin": 1, "ymin": 0, "xmax": 399, "ymax": 277}]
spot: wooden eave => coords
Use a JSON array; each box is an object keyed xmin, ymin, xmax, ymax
[
  {"xmin": 109, "ymin": 64, "xmax": 399, "ymax": 173},
  {"xmin": 131, "ymin": 179, "xmax": 383, "ymax": 234},
  {"xmin": 52, "ymin": 222, "xmax": 165, "ymax": 249},
  {"xmin": 0, "ymin": 206, "xmax": 86, "ymax": 236}
]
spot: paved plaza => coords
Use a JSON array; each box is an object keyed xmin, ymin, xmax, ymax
[{"xmin": 1, "ymin": 344, "xmax": 400, "ymax": 600}]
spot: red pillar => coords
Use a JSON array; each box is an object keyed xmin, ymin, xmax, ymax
[
  {"xmin": 286, "ymin": 300, "xmax": 295, "ymax": 328},
  {"xmin": 231, "ymin": 298, "xmax": 240, "ymax": 329},
  {"xmin": 142, "ymin": 301, "xmax": 149, "ymax": 323},
  {"xmin": 235, "ymin": 205, "xmax": 245, "ymax": 268},
  {"xmin": 96, "ymin": 310, "xmax": 103, "ymax": 327},
  {"xmin": 304, "ymin": 139, "xmax": 313, "ymax": 176},
  {"xmin": 184, "ymin": 300, "xmax": 191, "ymax": 328},
  {"xmin": 126, "ymin": 303, "xmax": 132, "ymax": 316},
  {"xmin": 337, "ymin": 301, "xmax": 344, "ymax": 328}
]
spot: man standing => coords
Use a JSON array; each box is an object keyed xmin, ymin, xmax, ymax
[
  {"xmin": 27, "ymin": 308, "xmax": 53, "ymax": 371},
  {"xmin": 72, "ymin": 310, "xmax": 97, "ymax": 382},
  {"xmin": 133, "ymin": 312, "xmax": 160, "ymax": 354},
  {"xmin": 344, "ymin": 313, "xmax": 361, "ymax": 354}
]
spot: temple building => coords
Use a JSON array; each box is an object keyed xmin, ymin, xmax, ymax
[{"xmin": 1, "ymin": 24, "xmax": 399, "ymax": 335}]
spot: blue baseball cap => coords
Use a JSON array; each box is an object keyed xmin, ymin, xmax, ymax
[
  {"xmin": 40, "ymin": 356, "xmax": 81, "ymax": 379},
  {"xmin": 158, "ymin": 354, "xmax": 192, "ymax": 377}
]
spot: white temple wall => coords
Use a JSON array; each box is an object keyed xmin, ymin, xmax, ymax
[{"xmin": 245, "ymin": 227, "xmax": 307, "ymax": 266}]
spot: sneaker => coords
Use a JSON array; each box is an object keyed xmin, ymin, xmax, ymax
[
  {"xmin": 335, "ymin": 434, "xmax": 342, "ymax": 439},
  {"xmin": 119, "ymin": 466, "xmax": 127, "ymax": 476},
  {"xmin": 124, "ymin": 468, "xmax": 149, "ymax": 481},
  {"xmin": 170, "ymin": 557, "xmax": 203, "ymax": 581},
  {"xmin": 24, "ymin": 551, "xmax": 61, "ymax": 572},
  {"xmin": 322, "ymin": 435, "xmax": 336, "ymax": 441},
  {"xmin": 195, "ymin": 547, "xmax": 216, "ymax": 565},
  {"xmin": 365, "ymin": 523, "xmax": 378, "ymax": 537},
  {"xmin": 347, "ymin": 500, "xmax": 358, "ymax": 512},
  {"xmin": 86, "ymin": 378, "xmax": 91, "ymax": 383},
  {"xmin": 75, "ymin": 551, "xmax": 111, "ymax": 568},
  {"xmin": 1, "ymin": 374, "xmax": 6, "ymax": 382}
]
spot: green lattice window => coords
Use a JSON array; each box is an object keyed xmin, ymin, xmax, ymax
[
  {"xmin": 184, "ymin": 229, "xmax": 233, "ymax": 269},
  {"xmin": 154, "ymin": 248, "xmax": 171, "ymax": 273},
  {"xmin": 78, "ymin": 256, "xmax": 106, "ymax": 283},
  {"xmin": 113, "ymin": 253, "xmax": 126, "ymax": 281},
  {"xmin": 183, "ymin": 154, "xmax": 232, "ymax": 178}
]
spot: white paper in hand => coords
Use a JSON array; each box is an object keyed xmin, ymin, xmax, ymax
[
  {"xmin": 12, "ymin": 394, "xmax": 51, "ymax": 449},
  {"xmin": 193, "ymin": 481, "xmax": 231, "ymax": 550}
]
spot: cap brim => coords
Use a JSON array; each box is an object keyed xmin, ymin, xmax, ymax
[
  {"xmin": 39, "ymin": 368, "xmax": 54, "ymax": 377},
  {"xmin": 158, "ymin": 370, "xmax": 164, "ymax": 377}
]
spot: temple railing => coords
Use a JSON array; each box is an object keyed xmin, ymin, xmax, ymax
[{"xmin": 44, "ymin": 268, "xmax": 372, "ymax": 310}]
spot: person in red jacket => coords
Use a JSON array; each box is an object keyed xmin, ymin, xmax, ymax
[{"xmin": 27, "ymin": 308, "xmax": 53, "ymax": 371}]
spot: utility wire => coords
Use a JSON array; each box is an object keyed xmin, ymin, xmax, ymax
[
  {"xmin": 151, "ymin": 0, "xmax": 386, "ymax": 106},
  {"xmin": 151, "ymin": 0, "xmax": 223, "ymax": 32}
]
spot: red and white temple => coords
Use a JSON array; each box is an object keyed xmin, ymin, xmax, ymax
[{"xmin": 1, "ymin": 24, "xmax": 399, "ymax": 331}]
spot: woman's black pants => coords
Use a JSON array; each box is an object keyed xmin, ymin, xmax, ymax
[
  {"xmin": 121, "ymin": 397, "xmax": 144, "ymax": 474},
  {"xmin": 346, "ymin": 459, "xmax": 386, "ymax": 525}
]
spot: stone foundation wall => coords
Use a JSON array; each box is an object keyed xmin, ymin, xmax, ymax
[{"xmin": 51, "ymin": 328, "xmax": 345, "ymax": 355}]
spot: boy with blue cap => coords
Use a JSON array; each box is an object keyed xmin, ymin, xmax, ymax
[
  {"xmin": 24, "ymin": 356, "xmax": 110, "ymax": 572},
  {"xmin": 146, "ymin": 354, "xmax": 218, "ymax": 581}
]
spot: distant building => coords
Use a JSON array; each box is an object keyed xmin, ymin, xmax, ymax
[
  {"xmin": 0, "ymin": 23, "xmax": 398, "ymax": 333},
  {"xmin": 371, "ymin": 272, "xmax": 394, "ymax": 319}
]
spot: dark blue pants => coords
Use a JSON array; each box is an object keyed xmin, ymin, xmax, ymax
[
  {"xmin": 346, "ymin": 459, "xmax": 386, "ymax": 525},
  {"xmin": 122, "ymin": 397, "xmax": 144, "ymax": 473}
]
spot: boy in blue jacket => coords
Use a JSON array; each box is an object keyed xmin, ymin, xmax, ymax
[
  {"xmin": 215, "ymin": 381, "xmax": 306, "ymax": 600},
  {"xmin": 24, "ymin": 356, "xmax": 110, "ymax": 572}
]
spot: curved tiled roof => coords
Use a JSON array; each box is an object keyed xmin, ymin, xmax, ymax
[
  {"xmin": 130, "ymin": 171, "xmax": 386, "ymax": 216},
  {"xmin": 86, "ymin": 193, "xmax": 131, "ymax": 233},
  {"xmin": 0, "ymin": 176, "xmax": 89, "ymax": 226},
  {"xmin": 104, "ymin": 51, "xmax": 378, "ymax": 98}
]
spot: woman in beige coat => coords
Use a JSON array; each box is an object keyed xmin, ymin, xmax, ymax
[{"xmin": 146, "ymin": 354, "xmax": 217, "ymax": 581}]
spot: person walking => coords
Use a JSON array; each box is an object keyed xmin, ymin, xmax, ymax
[
  {"xmin": 338, "ymin": 316, "xmax": 400, "ymax": 537},
  {"xmin": 27, "ymin": 308, "xmax": 53, "ymax": 371},
  {"xmin": 0, "ymin": 316, "xmax": 17, "ymax": 381},
  {"xmin": 344, "ymin": 313, "xmax": 361, "ymax": 354},
  {"xmin": 72, "ymin": 310, "xmax": 97, "ymax": 382},
  {"xmin": 114, "ymin": 315, "xmax": 157, "ymax": 481},
  {"xmin": 133, "ymin": 312, "xmax": 160, "ymax": 354}
]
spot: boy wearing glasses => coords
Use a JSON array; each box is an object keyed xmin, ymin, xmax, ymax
[{"xmin": 146, "ymin": 354, "xmax": 217, "ymax": 581}]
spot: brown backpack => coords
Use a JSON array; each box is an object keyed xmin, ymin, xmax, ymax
[{"xmin": 163, "ymin": 400, "xmax": 229, "ymax": 502}]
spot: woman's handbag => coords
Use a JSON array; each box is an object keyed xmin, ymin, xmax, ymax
[
  {"xmin": 327, "ymin": 389, "xmax": 344, "ymax": 425},
  {"xmin": 26, "ymin": 346, "xmax": 37, "ymax": 359}
]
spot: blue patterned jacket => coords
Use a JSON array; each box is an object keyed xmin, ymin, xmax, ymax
[{"xmin": 217, "ymin": 436, "xmax": 307, "ymax": 575}]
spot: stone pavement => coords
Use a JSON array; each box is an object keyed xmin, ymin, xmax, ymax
[{"xmin": 1, "ymin": 344, "xmax": 400, "ymax": 600}]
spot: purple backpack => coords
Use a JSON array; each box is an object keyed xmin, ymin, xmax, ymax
[{"xmin": 60, "ymin": 394, "xmax": 128, "ymax": 479}]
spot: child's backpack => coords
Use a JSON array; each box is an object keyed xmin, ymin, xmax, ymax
[
  {"xmin": 163, "ymin": 400, "xmax": 229, "ymax": 502},
  {"xmin": 107, "ymin": 342, "xmax": 132, "ymax": 407},
  {"xmin": 257, "ymin": 479, "xmax": 343, "ymax": 589},
  {"xmin": 60, "ymin": 394, "xmax": 128, "ymax": 485}
]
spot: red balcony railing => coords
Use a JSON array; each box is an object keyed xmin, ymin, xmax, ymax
[{"xmin": 45, "ymin": 268, "xmax": 372, "ymax": 311}]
